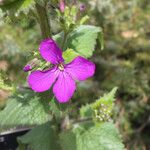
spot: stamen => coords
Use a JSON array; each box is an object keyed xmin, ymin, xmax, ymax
[{"xmin": 58, "ymin": 64, "xmax": 64, "ymax": 71}]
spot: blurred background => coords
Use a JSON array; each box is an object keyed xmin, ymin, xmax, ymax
[{"xmin": 0, "ymin": 0, "xmax": 150, "ymax": 149}]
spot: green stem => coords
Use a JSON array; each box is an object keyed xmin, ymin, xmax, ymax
[
  {"xmin": 35, "ymin": 2, "xmax": 52, "ymax": 39},
  {"xmin": 61, "ymin": 31, "xmax": 68, "ymax": 50}
]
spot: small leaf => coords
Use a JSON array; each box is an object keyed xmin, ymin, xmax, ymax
[
  {"xmin": 63, "ymin": 49, "xmax": 79, "ymax": 63},
  {"xmin": 18, "ymin": 122, "xmax": 61, "ymax": 150},
  {"xmin": 92, "ymin": 87, "xmax": 118, "ymax": 109},
  {"xmin": 79, "ymin": 15, "xmax": 89, "ymax": 25},
  {"xmin": 92, "ymin": 87, "xmax": 118, "ymax": 122}
]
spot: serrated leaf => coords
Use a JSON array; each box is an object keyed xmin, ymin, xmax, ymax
[
  {"xmin": 91, "ymin": 87, "xmax": 118, "ymax": 122},
  {"xmin": 63, "ymin": 49, "xmax": 79, "ymax": 63},
  {"xmin": 0, "ymin": 90, "xmax": 51, "ymax": 131},
  {"xmin": 0, "ymin": 0, "xmax": 34, "ymax": 13},
  {"xmin": 60, "ymin": 130, "xmax": 76, "ymax": 150},
  {"xmin": 60, "ymin": 122, "xmax": 124, "ymax": 150},
  {"xmin": 79, "ymin": 104, "xmax": 93, "ymax": 118},
  {"xmin": 65, "ymin": 25, "xmax": 102, "ymax": 58},
  {"xmin": 18, "ymin": 122, "xmax": 61, "ymax": 150},
  {"xmin": 92, "ymin": 87, "xmax": 118, "ymax": 109}
]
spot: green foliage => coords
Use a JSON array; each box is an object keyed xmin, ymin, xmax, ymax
[
  {"xmin": 49, "ymin": 98, "xmax": 62, "ymax": 120},
  {"xmin": 18, "ymin": 122, "xmax": 61, "ymax": 150},
  {"xmin": 63, "ymin": 49, "xmax": 79, "ymax": 63},
  {"xmin": 92, "ymin": 87, "xmax": 118, "ymax": 109},
  {"xmin": 80, "ymin": 104, "xmax": 93, "ymax": 118},
  {"xmin": 1, "ymin": 0, "xmax": 148, "ymax": 149},
  {"xmin": 53, "ymin": 32, "xmax": 64, "ymax": 48},
  {"xmin": 0, "ymin": 90, "xmax": 51, "ymax": 131},
  {"xmin": 65, "ymin": 25, "xmax": 102, "ymax": 58},
  {"xmin": 0, "ymin": 73, "xmax": 12, "ymax": 91},
  {"xmin": 79, "ymin": 88, "xmax": 118, "ymax": 122},
  {"xmin": 0, "ymin": 0, "xmax": 34, "ymax": 13},
  {"xmin": 89, "ymin": 0, "xmax": 150, "ymax": 148},
  {"xmin": 60, "ymin": 122, "xmax": 124, "ymax": 150},
  {"xmin": 92, "ymin": 87, "xmax": 117, "ymax": 122}
]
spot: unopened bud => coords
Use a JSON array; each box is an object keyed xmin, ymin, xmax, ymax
[
  {"xmin": 23, "ymin": 58, "xmax": 39, "ymax": 72},
  {"xmin": 23, "ymin": 64, "xmax": 32, "ymax": 72},
  {"xmin": 79, "ymin": 3, "xmax": 86, "ymax": 12},
  {"xmin": 59, "ymin": 0, "xmax": 65, "ymax": 13}
]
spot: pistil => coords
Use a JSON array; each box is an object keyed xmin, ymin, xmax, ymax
[{"xmin": 58, "ymin": 63, "xmax": 64, "ymax": 71}]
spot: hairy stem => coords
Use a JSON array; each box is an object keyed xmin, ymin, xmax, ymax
[{"xmin": 35, "ymin": 2, "xmax": 52, "ymax": 39}]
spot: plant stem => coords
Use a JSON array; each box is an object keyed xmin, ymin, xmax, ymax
[
  {"xmin": 61, "ymin": 31, "xmax": 68, "ymax": 50},
  {"xmin": 35, "ymin": 2, "xmax": 52, "ymax": 39}
]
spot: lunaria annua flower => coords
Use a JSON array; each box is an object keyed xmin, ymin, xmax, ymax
[{"xmin": 28, "ymin": 39, "xmax": 95, "ymax": 103}]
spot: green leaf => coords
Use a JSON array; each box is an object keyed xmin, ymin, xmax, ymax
[
  {"xmin": 0, "ymin": 0, "xmax": 34, "ymax": 13},
  {"xmin": 98, "ymin": 31, "xmax": 104, "ymax": 50},
  {"xmin": 65, "ymin": 25, "xmax": 102, "ymax": 58},
  {"xmin": 0, "ymin": 90, "xmax": 51, "ymax": 131},
  {"xmin": 92, "ymin": 87, "xmax": 118, "ymax": 109},
  {"xmin": 92, "ymin": 87, "xmax": 118, "ymax": 122},
  {"xmin": 52, "ymin": 32, "xmax": 64, "ymax": 48},
  {"xmin": 0, "ymin": 73, "xmax": 12, "ymax": 91},
  {"xmin": 80, "ymin": 104, "xmax": 93, "ymax": 118},
  {"xmin": 60, "ymin": 122, "xmax": 124, "ymax": 150},
  {"xmin": 49, "ymin": 98, "xmax": 62, "ymax": 120},
  {"xmin": 60, "ymin": 130, "xmax": 76, "ymax": 150},
  {"xmin": 18, "ymin": 122, "xmax": 61, "ymax": 150},
  {"xmin": 63, "ymin": 49, "xmax": 79, "ymax": 63}
]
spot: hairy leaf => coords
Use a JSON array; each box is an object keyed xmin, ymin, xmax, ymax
[
  {"xmin": 0, "ymin": 90, "xmax": 51, "ymax": 131},
  {"xmin": 60, "ymin": 122, "xmax": 124, "ymax": 150},
  {"xmin": 80, "ymin": 104, "xmax": 93, "ymax": 118},
  {"xmin": 63, "ymin": 49, "xmax": 79, "ymax": 63},
  {"xmin": 92, "ymin": 87, "xmax": 118, "ymax": 122},
  {"xmin": 18, "ymin": 122, "xmax": 60, "ymax": 150},
  {"xmin": 65, "ymin": 25, "xmax": 102, "ymax": 58},
  {"xmin": 92, "ymin": 87, "xmax": 118, "ymax": 109}
]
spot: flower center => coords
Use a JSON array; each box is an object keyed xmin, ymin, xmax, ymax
[{"xmin": 58, "ymin": 63, "xmax": 64, "ymax": 71}]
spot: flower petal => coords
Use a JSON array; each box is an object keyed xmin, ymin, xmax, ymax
[
  {"xmin": 39, "ymin": 39, "xmax": 64, "ymax": 64},
  {"xmin": 65, "ymin": 56, "xmax": 95, "ymax": 81},
  {"xmin": 53, "ymin": 72, "xmax": 76, "ymax": 103},
  {"xmin": 28, "ymin": 67, "xmax": 59, "ymax": 92}
]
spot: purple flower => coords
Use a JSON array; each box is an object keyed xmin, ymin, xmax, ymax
[
  {"xmin": 59, "ymin": 0, "xmax": 65, "ymax": 13},
  {"xmin": 28, "ymin": 39, "xmax": 95, "ymax": 103},
  {"xmin": 80, "ymin": 3, "xmax": 86, "ymax": 12},
  {"xmin": 23, "ymin": 64, "xmax": 32, "ymax": 72}
]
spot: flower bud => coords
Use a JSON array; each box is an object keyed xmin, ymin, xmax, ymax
[
  {"xmin": 23, "ymin": 64, "xmax": 32, "ymax": 72},
  {"xmin": 23, "ymin": 58, "xmax": 39, "ymax": 72},
  {"xmin": 79, "ymin": 3, "xmax": 86, "ymax": 12},
  {"xmin": 59, "ymin": 0, "xmax": 65, "ymax": 13}
]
